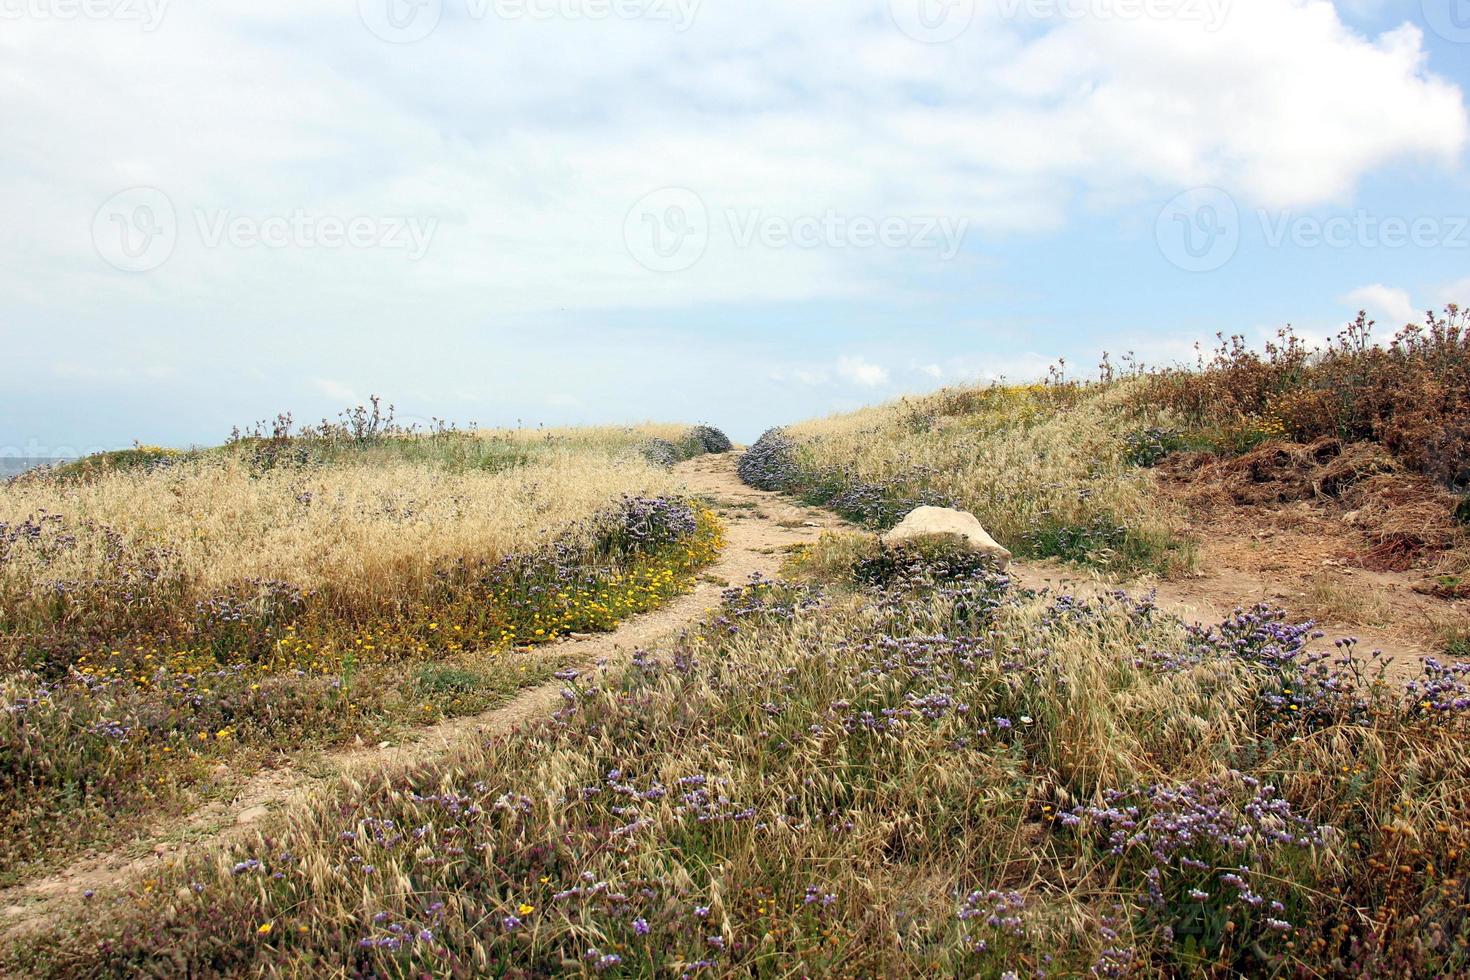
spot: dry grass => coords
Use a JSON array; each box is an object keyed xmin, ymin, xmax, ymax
[
  {"xmin": 473, "ymin": 422, "xmax": 697, "ymax": 446},
  {"xmin": 1, "ymin": 450, "xmax": 680, "ymax": 616},
  {"xmin": 16, "ymin": 548, "xmax": 1469, "ymax": 976},
  {"xmin": 763, "ymin": 381, "xmax": 1193, "ymax": 574},
  {"xmin": 1304, "ymin": 572, "xmax": 1399, "ymax": 629}
]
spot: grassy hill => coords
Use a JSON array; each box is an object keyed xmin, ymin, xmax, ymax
[
  {"xmin": 0, "ymin": 418, "xmax": 728, "ymax": 886},
  {"xmin": 5, "ymin": 312, "xmax": 1470, "ymax": 977}
]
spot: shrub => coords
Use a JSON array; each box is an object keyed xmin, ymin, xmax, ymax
[
  {"xmin": 1141, "ymin": 306, "xmax": 1470, "ymax": 487},
  {"xmin": 686, "ymin": 424, "xmax": 733, "ymax": 454},
  {"xmin": 638, "ymin": 438, "xmax": 681, "ymax": 468},
  {"xmin": 737, "ymin": 428, "xmax": 798, "ymax": 490},
  {"xmin": 1123, "ymin": 426, "xmax": 1188, "ymax": 467}
]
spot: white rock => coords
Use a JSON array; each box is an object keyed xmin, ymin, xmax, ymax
[{"xmin": 883, "ymin": 506, "xmax": 1012, "ymax": 570}]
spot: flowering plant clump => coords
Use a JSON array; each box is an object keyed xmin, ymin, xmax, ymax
[
  {"xmin": 611, "ymin": 496, "xmax": 701, "ymax": 553},
  {"xmin": 685, "ymin": 425, "xmax": 733, "ymax": 454},
  {"xmin": 736, "ymin": 428, "xmax": 799, "ymax": 490},
  {"xmin": 1124, "ymin": 426, "xmax": 1189, "ymax": 467},
  {"xmin": 634, "ymin": 426, "xmax": 732, "ymax": 468},
  {"xmin": 638, "ymin": 437, "xmax": 683, "ymax": 468},
  {"xmin": 1064, "ymin": 773, "xmax": 1330, "ymax": 967}
]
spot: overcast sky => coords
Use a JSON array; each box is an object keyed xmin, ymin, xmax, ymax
[{"xmin": 3, "ymin": 0, "xmax": 1468, "ymax": 452}]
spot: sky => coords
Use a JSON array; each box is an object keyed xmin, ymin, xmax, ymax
[{"xmin": 2, "ymin": 0, "xmax": 1468, "ymax": 454}]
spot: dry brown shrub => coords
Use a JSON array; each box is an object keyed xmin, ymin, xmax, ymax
[
  {"xmin": 1140, "ymin": 306, "xmax": 1470, "ymax": 489},
  {"xmin": 1182, "ymin": 438, "xmax": 1392, "ymax": 506}
]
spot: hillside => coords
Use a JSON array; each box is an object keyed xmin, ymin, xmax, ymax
[
  {"xmin": 4, "ymin": 315, "xmax": 1469, "ymax": 977},
  {"xmin": 0, "ymin": 419, "xmax": 730, "ymax": 890}
]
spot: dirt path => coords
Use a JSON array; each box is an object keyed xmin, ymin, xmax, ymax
[{"xmin": 0, "ymin": 452, "xmax": 847, "ymax": 941}]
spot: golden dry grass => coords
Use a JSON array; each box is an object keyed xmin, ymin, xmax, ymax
[
  {"xmin": 0, "ymin": 449, "xmax": 680, "ymax": 614},
  {"xmin": 775, "ymin": 381, "xmax": 1192, "ymax": 573}
]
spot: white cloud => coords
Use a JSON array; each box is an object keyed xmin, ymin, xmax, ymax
[
  {"xmin": 772, "ymin": 356, "xmax": 891, "ymax": 388},
  {"xmin": 768, "ymin": 367, "xmax": 830, "ymax": 386},
  {"xmin": 836, "ymin": 356, "xmax": 890, "ymax": 387},
  {"xmin": 0, "ymin": 0, "xmax": 1463, "ymax": 322},
  {"xmin": 1343, "ymin": 284, "xmax": 1418, "ymax": 326}
]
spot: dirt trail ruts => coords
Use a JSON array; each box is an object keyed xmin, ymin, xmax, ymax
[{"xmin": 0, "ymin": 452, "xmax": 849, "ymax": 942}]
